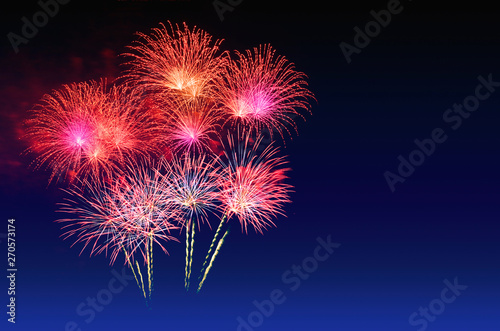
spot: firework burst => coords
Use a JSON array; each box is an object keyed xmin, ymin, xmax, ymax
[
  {"xmin": 197, "ymin": 132, "xmax": 292, "ymax": 291},
  {"xmin": 24, "ymin": 80, "xmax": 166, "ymax": 183},
  {"xmin": 57, "ymin": 160, "xmax": 180, "ymax": 301},
  {"xmin": 163, "ymin": 97, "xmax": 223, "ymax": 154},
  {"xmin": 218, "ymin": 136, "xmax": 292, "ymax": 233},
  {"xmin": 160, "ymin": 153, "xmax": 220, "ymax": 290},
  {"xmin": 216, "ymin": 44, "xmax": 314, "ymax": 139},
  {"xmin": 24, "ymin": 20, "xmax": 314, "ymax": 298},
  {"xmin": 123, "ymin": 21, "xmax": 227, "ymax": 102}
]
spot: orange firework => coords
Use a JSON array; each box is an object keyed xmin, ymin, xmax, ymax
[{"xmin": 123, "ymin": 21, "xmax": 228, "ymax": 102}]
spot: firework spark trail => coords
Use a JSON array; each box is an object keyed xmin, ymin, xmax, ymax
[
  {"xmin": 147, "ymin": 234, "xmax": 153, "ymax": 300},
  {"xmin": 183, "ymin": 218, "xmax": 195, "ymax": 291},
  {"xmin": 123, "ymin": 21, "xmax": 227, "ymax": 102},
  {"xmin": 198, "ymin": 214, "xmax": 226, "ymax": 284},
  {"xmin": 122, "ymin": 246, "xmax": 144, "ymax": 297},
  {"xmin": 24, "ymin": 80, "xmax": 166, "ymax": 184},
  {"xmin": 197, "ymin": 132, "xmax": 292, "ymax": 291},
  {"xmin": 215, "ymin": 44, "xmax": 314, "ymax": 140},
  {"xmin": 197, "ymin": 224, "xmax": 230, "ymax": 292},
  {"xmin": 135, "ymin": 260, "xmax": 147, "ymax": 300},
  {"xmin": 184, "ymin": 219, "xmax": 191, "ymax": 290},
  {"xmin": 150, "ymin": 233, "xmax": 154, "ymax": 292},
  {"xmin": 187, "ymin": 219, "xmax": 195, "ymax": 290}
]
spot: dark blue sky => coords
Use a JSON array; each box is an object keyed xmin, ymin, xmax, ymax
[{"xmin": 1, "ymin": 1, "xmax": 500, "ymax": 330}]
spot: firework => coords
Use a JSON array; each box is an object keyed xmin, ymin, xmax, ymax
[
  {"xmin": 215, "ymin": 44, "xmax": 314, "ymax": 140},
  {"xmin": 161, "ymin": 153, "xmax": 220, "ymax": 290},
  {"xmin": 163, "ymin": 97, "xmax": 223, "ymax": 154},
  {"xmin": 197, "ymin": 133, "xmax": 292, "ymax": 291},
  {"xmin": 25, "ymin": 20, "xmax": 314, "ymax": 298},
  {"xmin": 24, "ymin": 80, "xmax": 166, "ymax": 183},
  {"xmin": 57, "ymin": 160, "xmax": 180, "ymax": 301},
  {"xmin": 123, "ymin": 21, "xmax": 227, "ymax": 102}
]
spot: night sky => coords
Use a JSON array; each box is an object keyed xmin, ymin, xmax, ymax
[{"xmin": 1, "ymin": 1, "xmax": 500, "ymax": 330}]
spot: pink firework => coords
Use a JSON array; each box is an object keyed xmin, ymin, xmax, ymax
[
  {"xmin": 217, "ymin": 132, "xmax": 292, "ymax": 233},
  {"xmin": 216, "ymin": 44, "xmax": 314, "ymax": 139},
  {"xmin": 123, "ymin": 21, "xmax": 227, "ymax": 101},
  {"xmin": 164, "ymin": 98, "xmax": 223, "ymax": 154},
  {"xmin": 24, "ymin": 80, "xmax": 166, "ymax": 183}
]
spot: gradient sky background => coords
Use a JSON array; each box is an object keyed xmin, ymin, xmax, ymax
[{"xmin": 1, "ymin": 1, "xmax": 500, "ymax": 330}]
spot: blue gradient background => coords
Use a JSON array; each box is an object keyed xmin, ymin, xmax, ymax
[{"xmin": 1, "ymin": 0, "xmax": 500, "ymax": 330}]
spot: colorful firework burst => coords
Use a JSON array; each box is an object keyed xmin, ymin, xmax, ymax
[
  {"xmin": 197, "ymin": 132, "xmax": 292, "ymax": 291},
  {"xmin": 217, "ymin": 133, "xmax": 292, "ymax": 233},
  {"xmin": 24, "ymin": 20, "xmax": 314, "ymax": 297},
  {"xmin": 24, "ymin": 80, "xmax": 166, "ymax": 183},
  {"xmin": 123, "ymin": 21, "xmax": 227, "ymax": 102},
  {"xmin": 215, "ymin": 44, "xmax": 314, "ymax": 139},
  {"xmin": 163, "ymin": 97, "xmax": 223, "ymax": 154},
  {"xmin": 160, "ymin": 153, "xmax": 220, "ymax": 290},
  {"xmin": 57, "ymin": 160, "xmax": 180, "ymax": 300}
]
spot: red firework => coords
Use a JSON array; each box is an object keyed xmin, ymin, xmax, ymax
[
  {"xmin": 123, "ymin": 21, "xmax": 227, "ymax": 102},
  {"xmin": 217, "ymin": 132, "xmax": 292, "ymax": 233},
  {"xmin": 24, "ymin": 80, "xmax": 166, "ymax": 183},
  {"xmin": 216, "ymin": 44, "xmax": 314, "ymax": 139}
]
